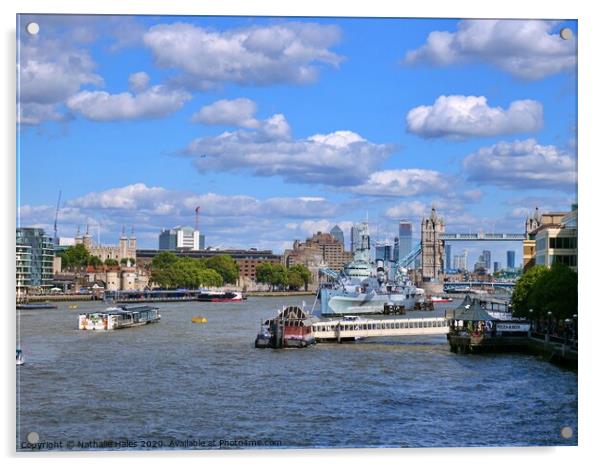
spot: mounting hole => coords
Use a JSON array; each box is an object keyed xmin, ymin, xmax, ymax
[
  {"xmin": 26, "ymin": 22, "xmax": 40, "ymax": 35},
  {"xmin": 559, "ymin": 28, "xmax": 573, "ymax": 40}
]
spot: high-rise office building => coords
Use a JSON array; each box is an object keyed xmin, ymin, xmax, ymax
[
  {"xmin": 393, "ymin": 237, "xmax": 399, "ymax": 262},
  {"xmin": 506, "ymin": 250, "xmax": 516, "ymax": 270},
  {"xmin": 159, "ymin": 226, "xmax": 203, "ymax": 251},
  {"xmin": 482, "ymin": 250, "xmax": 491, "ymax": 271},
  {"xmin": 375, "ymin": 242, "xmax": 393, "ymax": 262},
  {"xmin": 350, "ymin": 223, "xmax": 370, "ymax": 254},
  {"xmin": 330, "ymin": 225, "xmax": 345, "ymax": 249},
  {"xmin": 16, "ymin": 227, "xmax": 54, "ymax": 291},
  {"xmin": 494, "ymin": 261, "xmax": 501, "ymax": 273},
  {"xmin": 398, "ymin": 220, "xmax": 412, "ymax": 260},
  {"xmin": 453, "ymin": 249, "xmax": 468, "ymax": 271}
]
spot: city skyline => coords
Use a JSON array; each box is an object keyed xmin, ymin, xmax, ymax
[{"xmin": 17, "ymin": 16, "xmax": 577, "ymax": 256}]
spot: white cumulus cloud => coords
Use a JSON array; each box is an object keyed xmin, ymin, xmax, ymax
[
  {"xmin": 185, "ymin": 114, "xmax": 393, "ymax": 186},
  {"xmin": 405, "ymin": 19, "xmax": 577, "ymax": 80},
  {"xmin": 406, "ymin": 95, "xmax": 543, "ymax": 139},
  {"xmin": 143, "ymin": 22, "xmax": 343, "ymax": 88},
  {"xmin": 191, "ymin": 98, "xmax": 259, "ymax": 127},
  {"xmin": 385, "ymin": 201, "xmax": 430, "ymax": 219},
  {"xmin": 18, "ymin": 36, "xmax": 103, "ymax": 125},
  {"xmin": 31, "ymin": 183, "xmax": 350, "ymax": 251},
  {"xmin": 349, "ymin": 169, "xmax": 451, "ymax": 197},
  {"xmin": 67, "ymin": 83, "xmax": 191, "ymax": 121},
  {"xmin": 128, "ymin": 71, "xmax": 151, "ymax": 92},
  {"xmin": 462, "ymin": 139, "xmax": 577, "ymax": 191}
]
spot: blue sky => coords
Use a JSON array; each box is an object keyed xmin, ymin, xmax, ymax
[{"xmin": 17, "ymin": 15, "xmax": 577, "ymax": 266}]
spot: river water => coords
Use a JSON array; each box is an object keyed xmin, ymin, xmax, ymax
[{"xmin": 16, "ymin": 297, "xmax": 577, "ymax": 450}]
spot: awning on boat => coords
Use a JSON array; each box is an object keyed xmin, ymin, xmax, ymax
[{"xmin": 447, "ymin": 295, "xmax": 497, "ymax": 321}]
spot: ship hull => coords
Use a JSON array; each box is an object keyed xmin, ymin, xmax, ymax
[{"xmin": 320, "ymin": 289, "xmax": 416, "ymax": 316}]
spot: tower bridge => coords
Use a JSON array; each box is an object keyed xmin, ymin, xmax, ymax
[{"xmin": 397, "ymin": 207, "xmax": 527, "ymax": 277}]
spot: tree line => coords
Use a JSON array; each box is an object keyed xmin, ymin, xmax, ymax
[
  {"xmin": 150, "ymin": 252, "xmax": 238, "ymax": 289},
  {"xmin": 255, "ymin": 262, "xmax": 312, "ymax": 291},
  {"xmin": 511, "ymin": 263, "xmax": 577, "ymax": 321}
]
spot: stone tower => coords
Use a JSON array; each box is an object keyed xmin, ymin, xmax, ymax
[
  {"xmin": 82, "ymin": 224, "xmax": 93, "ymax": 250},
  {"xmin": 74, "ymin": 226, "xmax": 83, "ymax": 245},
  {"xmin": 420, "ymin": 207, "xmax": 445, "ymax": 281},
  {"xmin": 128, "ymin": 227, "xmax": 137, "ymax": 259},
  {"xmin": 525, "ymin": 206, "xmax": 542, "ymax": 237},
  {"xmin": 119, "ymin": 226, "xmax": 128, "ymax": 259}
]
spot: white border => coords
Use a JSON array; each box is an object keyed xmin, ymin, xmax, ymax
[{"xmin": 2, "ymin": 1, "xmax": 599, "ymax": 465}]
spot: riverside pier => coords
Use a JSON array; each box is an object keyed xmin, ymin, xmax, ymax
[{"xmin": 255, "ymin": 297, "xmax": 577, "ymax": 369}]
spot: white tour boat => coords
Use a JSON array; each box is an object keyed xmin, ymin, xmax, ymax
[{"xmin": 78, "ymin": 305, "xmax": 161, "ymax": 330}]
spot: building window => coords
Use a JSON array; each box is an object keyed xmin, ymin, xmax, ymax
[
  {"xmin": 549, "ymin": 237, "xmax": 577, "ymax": 249},
  {"xmin": 552, "ymin": 255, "xmax": 577, "ymax": 267},
  {"xmin": 536, "ymin": 237, "xmax": 547, "ymax": 251}
]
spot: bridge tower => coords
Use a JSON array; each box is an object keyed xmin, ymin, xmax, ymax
[
  {"xmin": 523, "ymin": 206, "xmax": 542, "ymax": 270},
  {"xmin": 421, "ymin": 206, "xmax": 445, "ymax": 282}
]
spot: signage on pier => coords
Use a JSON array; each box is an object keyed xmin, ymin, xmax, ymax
[{"xmin": 496, "ymin": 323, "xmax": 530, "ymax": 332}]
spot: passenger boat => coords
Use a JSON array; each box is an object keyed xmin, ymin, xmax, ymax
[
  {"xmin": 17, "ymin": 303, "xmax": 58, "ymax": 310},
  {"xmin": 78, "ymin": 305, "xmax": 160, "ymax": 330},
  {"xmin": 198, "ymin": 291, "xmax": 243, "ymax": 302},
  {"xmin": 431, "ymin": 296, "xmax": 453, "ymax": 303},
  {"xmin": 255, "ymin": 305, "xmax": 317, "ymax": 348},
  {"xmin": 16, "ymin": 349, "xmax": 24, "ymax": 366}
]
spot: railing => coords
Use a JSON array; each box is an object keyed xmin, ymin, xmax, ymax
[
  {"xmin": 440, "ymin": 233, "xmax": 525, "ymax": 241},
  {"xmin": 312, "ymin": 317, "xmax": 450, "ymax": 339},
  {"xmin": 398, "ymin": 243, "xmax": 422, "ymax": 268}
]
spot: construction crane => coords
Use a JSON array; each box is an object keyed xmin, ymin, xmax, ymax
[
  {"xmin": 195, "ymin": 206, "xmax": 201, "ymax": 231},
  {"xmin": 53, "ymin": 190, "xmax": 62, "ymax": 245}
]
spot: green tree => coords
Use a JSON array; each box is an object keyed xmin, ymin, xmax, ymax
[
  {"xmin": 198, "ymin": 268, "xmax": 223, "ymax": 287},
  {"xmin": 530, "ymin": 263, "xmax": 577, "ymax": 320},
  {"xmin": 511, "ymin": 265, "xmax": 548, "ymax": 317},
  {"xmin": 104, "ymin": 258, "xmax": 119, "ymax": 267},
  {"xmin": 270, "ymin": 264, "xmax": 288, "ymax": 291},
  {"xmin": 256, "ymin": 262, "xmax": 274, "ymax": 290},
  {"xmin": 57, "ymin": 244, "xmax": 90, "ymax": 269},
  {"xmin": 150, "ymin": 255, "xmax": 225, "ymax": 289},
  {"xmin": 288, "ymin": 264, "xmax": 312, "ymax": 291},
  {"xmin": 152, "ymin": 251, "xmax": 179, "ymax": 269},
  {"xmin": 204, "ymin": 255, "xmax": 239, "ymax": 284},
  {"xmin": 88, "ymin": 255, "xmax": 102, "ymax": 268},
  {"xmin": 287, "ymin": 270, "xmax": 304, "ymax": 290}
]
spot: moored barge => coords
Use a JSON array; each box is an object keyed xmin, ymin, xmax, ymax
[
  {"xmin": 255, "ymin": 305, "xmax": 317, "ymax": 348},
  {"xmin": 78, "ymin": 305, "xmax": 161, "ymax": 330}
]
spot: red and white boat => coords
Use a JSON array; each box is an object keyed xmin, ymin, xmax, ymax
[
  {"xmin": 198, "ymin": 291, "xmax": 244, "ymax": 302},
  {"xmin": 430, "ymin": 296, "xmax": 454, "ymax": 303}
]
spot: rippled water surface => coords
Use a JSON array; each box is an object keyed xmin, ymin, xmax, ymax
[{"xmin": 17, "ymin": 297, "xmax": 577, "ymax": 450}]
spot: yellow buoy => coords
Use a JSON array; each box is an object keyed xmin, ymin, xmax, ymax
[
  {"xmin": 192, "ymin": 316, "xmax": 208, "ymax": 324},
  {"xmin": 68, "ymin": 304, "xmax": 78, "ymax": 309}
]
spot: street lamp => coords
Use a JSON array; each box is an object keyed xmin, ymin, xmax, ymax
[
  {"xmin": 547, "ymin": 311, "xmax": 553, "ymax": 337},
  {"xmin": 529, "ymin": 309, "xmax": 534, "ymax": 331}
]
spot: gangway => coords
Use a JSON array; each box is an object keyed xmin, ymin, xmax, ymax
[{"xmin": 311, "ymin": 316, "xmax": 449, "ymax": 342}]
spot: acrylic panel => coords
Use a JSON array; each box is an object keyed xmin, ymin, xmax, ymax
[{"xmin": 16, "ymin": 14, "xmax": 578, "ymax": 451}]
